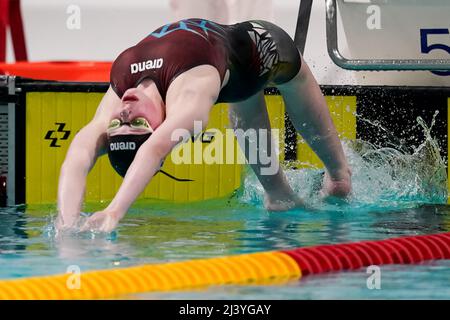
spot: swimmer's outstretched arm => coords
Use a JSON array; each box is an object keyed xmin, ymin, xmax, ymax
[
  {"xmin": 56, "ymin": 87, "xmax": 119, "ymax": 230},
  {"xmin": 82, "ymin": 66, "xmax": 221, "ymax": 232}
]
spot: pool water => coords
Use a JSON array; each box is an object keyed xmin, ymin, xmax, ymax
[
  {"xmin": 1, "ymin": 196, "xmax": 450, "ymax": 299},
  {"xmin": 1, "ymin": 123, "xmax": 450, "ymax": 299}
]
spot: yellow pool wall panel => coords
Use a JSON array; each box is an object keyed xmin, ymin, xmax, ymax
[
  {"xmin": 265, "ymin": 94, "xmax": 286, "ymax": 162},
  {"xmin": 25, "ymin": 92, "xmax": 355, "ymax": 205},
  {"xmin": 26, "ymin": 92, "xmax": 245, "ymax": 204},
  {"xmin": 297, "ymin": 95, "xmax": 357, "ymax": 168}
]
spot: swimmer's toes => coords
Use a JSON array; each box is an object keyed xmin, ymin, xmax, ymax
[
  {"xmin": 320, "ymin": 182, "xmax": 351, "ymax": 205},
  {"xmin": 322, "ymin": 194, "xmax": 350, "ymax": 205},
  {"xmin": 264, "ymin": 194, "xmax": 308, "ymax": 212}
]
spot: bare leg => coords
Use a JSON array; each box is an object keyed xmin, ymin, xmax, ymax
[
  {"xmin": 277, "ymin": 59, "xmax": 352, "ymax": 198},
  {"xmin": 229, "ymin": 91, "xmax": 304, "ymax": 211}
]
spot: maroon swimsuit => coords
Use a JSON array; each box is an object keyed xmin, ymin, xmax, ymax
[{"xmin": 110, "ymin": 18, "xmax": 301, "ymax": 103}]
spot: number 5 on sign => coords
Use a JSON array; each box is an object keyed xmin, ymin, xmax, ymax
[{"xmin": 420, "ymin": 28, "xmax": 450, "ymax": 76}]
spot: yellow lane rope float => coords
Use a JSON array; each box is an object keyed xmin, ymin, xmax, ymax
[{"xmin": 0, "ymin": 251, "xmax": 300, "ymax": 300}]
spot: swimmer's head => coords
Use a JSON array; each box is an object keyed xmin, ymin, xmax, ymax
[{"xmin": 106, "ymin": 83, "xmax": 164, "ymax": 176}]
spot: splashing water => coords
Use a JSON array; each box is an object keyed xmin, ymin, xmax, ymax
[
  {"xmin": 239, "ymin": 112, "xmax": 447, "ymax": 210},
  {"xmin": 44, "ymin": 212, "xmax": 117, "ymax": 240}
]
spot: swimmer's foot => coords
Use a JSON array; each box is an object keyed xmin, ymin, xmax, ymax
[
  {"xmin": 55, "ymin": 215, "xmax": 79, "ymax": 232},
  {"xmin": 320, "ymin": 167, "xmax": 352, "ymax": 204},
  {"xmin": 264, "ymin": 191, "xmax": 306, "ymax": 212}
]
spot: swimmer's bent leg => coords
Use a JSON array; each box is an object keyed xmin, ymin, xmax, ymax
[
  {"xmin": 229, "ymin": 91, "xmax": 304, "ymax": 211},
  {"xmin": 277, "ymin": 58, "xmax": 352, "ymax": 199}
]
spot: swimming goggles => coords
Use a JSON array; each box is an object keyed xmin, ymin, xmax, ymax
[{"xmin": 108, "ymin": 117, "xmax": 152, "ymax": 131}]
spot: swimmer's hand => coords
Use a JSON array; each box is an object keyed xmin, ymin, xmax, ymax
[
  {"xmin": 264, "ymin": 191, "xmax": 306, "ymax": 212},
  {"xmin": 80, "ymin": 210, "xmax": 120, "ymax": 233}
]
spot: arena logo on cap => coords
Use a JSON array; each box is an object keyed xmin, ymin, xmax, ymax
[
  {"xmin": 110, "ymin": 141, "xmax": 136, "ymax": 151},
  {"xmin": 130, "ymin": 58, "xmax": 164, "ymax": 74}
]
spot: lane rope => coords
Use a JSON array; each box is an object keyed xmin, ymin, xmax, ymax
[
  {"xmin": 282, "ymin": 232, "xmax": 450, "ymax": 275},
  {"xmin": 0, "ymin": 251, "xmax": 300, "ymax": 300},
  {"xmin": 0, "ymin": 232, "xmax": 449, "ymax": 299}
]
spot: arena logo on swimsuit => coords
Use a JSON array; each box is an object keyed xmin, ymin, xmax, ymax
[
  {"xmin": 130, "ymin": 58, "xmax": 164, "ymax": 74},
  {"xmin": 110, "ymin": 141, "xmax": 136, "ymax": 151}
]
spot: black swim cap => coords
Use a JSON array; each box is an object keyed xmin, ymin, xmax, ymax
[{"xmin": 107, "ymin": 133, "xmax": 152, "ymax": 177}]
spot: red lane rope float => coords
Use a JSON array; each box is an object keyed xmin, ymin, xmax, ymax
[
  {"xmin": 0, "ymin": 232, "xmax": 449, "ymax": 299},
  {"xmin": 282, "ymin": 232, "xmax": 450, "ymax": 276}
]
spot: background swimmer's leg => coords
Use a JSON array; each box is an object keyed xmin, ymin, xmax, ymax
[
  {"xmin": 277, "ymin": 58, "xmax": 351, "ymax": 198},
  {"xmin": 229, "ymin": 91, "xmax": 304, "ymax": 211}
]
